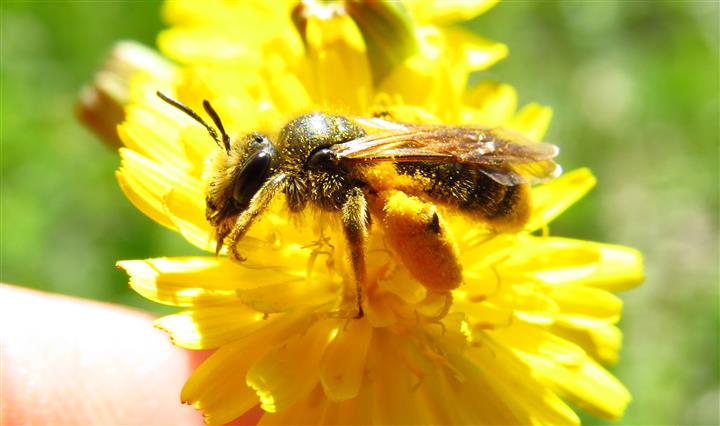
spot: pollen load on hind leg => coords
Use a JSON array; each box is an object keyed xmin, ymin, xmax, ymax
[{"xmin": 368, "ymin": 189, "xmax": 462, "ymax": 293}]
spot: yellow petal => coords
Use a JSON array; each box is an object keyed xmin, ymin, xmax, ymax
[
  {"xmin": 490, "ymin": 321, "xmax": 587, "ymax": 368},
  {"xmin": 379, "ymin": 54, "xmax": 459, "ymax": 122},
  {"xmin": 406, "ymin": 0, "xmax": 498, "ymax": 24},
  {"xmin": 411, "ymin": 364, "xmax": 459, "ymax": 423},
  {"xmin": 527, "ymin": 168, "xmax": 597, "ymax": 232},
  {"xmin": 160, "ymin": 29, "xmax": 263, "ymax": 66},
  {"xmin": 118, "ymin": 256, "xmax": 306, "ymax": 307},
  {"xmin": 500, "ymin": 236, "xmax": 601, "ymax": 281},
  {"xmin": 583, "ymin": 244, "xmax": 644, "ymax": 292},
  {"xmin": 550, "ymin": 285, "xmax": 622, "ymax": 322},
  {"xmin": 265, "ymin": 70, "xmax": 313, "ymax": 117},
  {"xmin": 443, "ymin": 27, "xmax": 508, "ymax": 72},
  {"xmin": 462, "ymin": 81, "xmax": 518, "ymax": 127},
  {"xmin": 361, "ymin": 331, "xmax": 432, "ymax": 424},
  {"xmin": 163, "ymin": 188, "xmax": 214, "ymax": 253},
  {"xmin": 378, "ymin": 55, "xmax": 434, "ymax": 106},
  {"xmin": 364, "ymin": 292, "xmax": 398, "ymax": 327},
  {"xmin": 235, "ymin": 279, "xmax": 342, "ymax": 314},
  {"xmin": 552, "ymin": 320, "xmax": 623, "ymax": 365},
  {"xmin": 529, "ymin": 353, "xmax": 632, "ymax": 420},
  {"xmin": 246, "ymin": 319, "xmax": 336, "ymax": 413},
  {"xmin": 530, "ymin": 239, "xmax": 644, "ymax": 291},
  {"xmin": 182, "ymin": 341, "xmax": 259, "ymax": 425},
  {"xmin": 466, "ymin": 336, "xmax": 581, "ymax": 425},
  {"xmin": 409, "ymin": 25, "xmax": 506, "ymax": 101},
  {"xmin": 499, "ymin": 323, "xmax": 632, "ymax": 420},
  {"xmin": 512, "ymin": 103, "xmax": 553, "ymax": 141},
  {"xmin": 154, "ymin": 301, "xmax": 266, "ymax": 349},
  {"xmin": 172, "ymin": 67, "xmax": 272, "ymax": 133},
  {"xmin": 181, "ymin": 310, "xmax": 314, "ymax": 425},
  {"xmin": 457, "ymin": 299, "xmax": 514, "ymax": 330},
  {"xmin": 116, "ymin": 149, "xmax": 177, "ymax": 230},
  {"xmin": 377, "ymin": 263, "xmax": 426, "ymax": 305},
  {"xmin": 257, "ymin": 385, "xmax": 330, "ymax": 425},
  {"xmin": 457, "ymin": 231, "xmax": 517, "ymax": 270},
  {"xmin": 179, "ymin": 127, "xmax": 213, "ymax": 179},
  {"xmin": 510, "ymin": 286, "xmax": 560, "ymax": 326},
  {"xmin": 319, "ymin": 319, "xmax": 373, "ymax": 401},
  {"xmin": 584, "ymin": 322, "xmax": 622, "ymax": 365},
  {"xmin": 303, "ymin": 12, "xmax": 372, "ymax": 114},
  {"xmin": 118, "ymin": 105, "xmax": 191, "ymax": 170},
  {"xmin": 440, "ymin": 350, "xmax": 525, "ymax": 424},
  {"xmin": 160, "ymin": 0, "xmax": 301, "ymax": 65}
]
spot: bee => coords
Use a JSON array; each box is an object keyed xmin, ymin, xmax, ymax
[{"xmin": 157, "ymin": 92, "xmax": 561, "ymax": 318}]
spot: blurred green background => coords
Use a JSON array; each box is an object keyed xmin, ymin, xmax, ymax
[{"xmin": 1, "ymin": 2, "xmax": 717, "ymax": 425}]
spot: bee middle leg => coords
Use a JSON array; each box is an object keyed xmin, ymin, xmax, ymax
[{"xmin": 341, "ymin": 187, "xmax": 371, "ymax": 319}]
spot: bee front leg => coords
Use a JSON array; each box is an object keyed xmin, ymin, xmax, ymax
[
  {"xmin": 223, "ymin": 173, "xmax": 285, "ymax": 261},
  {"xmin": 341, "ymin": 187, "xmax": 370, "ymax": 319}
]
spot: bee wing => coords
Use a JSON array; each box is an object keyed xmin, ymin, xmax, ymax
[{"xmin": 331, "ymin": 121, "xmax": 562, "ymax": 185}]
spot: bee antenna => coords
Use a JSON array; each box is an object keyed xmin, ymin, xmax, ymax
[
  {"xmin": 202, "ymin": 100, "xmax": 231, "ymax": 153},
  {"xmin": 155, "ymin": 91, "xmax": 228, "ymax": 153}
]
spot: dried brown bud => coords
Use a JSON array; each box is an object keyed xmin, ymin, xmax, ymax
[{"xmin": 76, "ymin": 41, "xmax": 175, "ymax": 148}]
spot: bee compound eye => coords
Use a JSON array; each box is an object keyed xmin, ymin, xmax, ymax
[
  {"xmin": 307, "ymin": 147, "xmax": 339, "ymax": 170},
  {"xmin": 232, "ymin": 149, "xmax": 275, "ymax": 209}
]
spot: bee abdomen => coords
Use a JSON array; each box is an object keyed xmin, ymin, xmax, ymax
[
  {"xmin": 397, "ymin": 163, "xmax": 530, "ymax": 232},
  {"xmin": 462, "ymin": 172, "xmax": 530, "ymax": 231}
]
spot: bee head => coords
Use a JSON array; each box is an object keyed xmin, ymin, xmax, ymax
[{"xmin": 156, "ymin": 91, "xmax": 279, "ymax": 222}]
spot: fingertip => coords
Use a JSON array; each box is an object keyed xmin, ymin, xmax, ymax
[{"xmin": 1, "ymin": 285, "xmax": 210, "ymax": 425}]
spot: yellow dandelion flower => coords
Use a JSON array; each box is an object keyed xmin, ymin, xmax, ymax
[{"xmin": 98, "ymin": 1, "xmax": 644, "ymax": 424}]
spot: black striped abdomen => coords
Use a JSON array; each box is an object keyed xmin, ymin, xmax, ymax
[{"xmin": 395, "ymin": 163, "xmax": 530, "ymax": 231}]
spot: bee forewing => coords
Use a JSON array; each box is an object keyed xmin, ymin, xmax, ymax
[
  {"xmin": 333, "ymin": 122, "xmax": 562, "ymax": 185},
  {"xmin": 480, "ymin": 159, "xmax": 562, "ymax": 186},
  {"xmin": 487, "ymin": 140, "xmax": 559, "ymax": 163},
  {"xmin": 332, "ymin": 131, "xmax": 415, "ymax": 158}
]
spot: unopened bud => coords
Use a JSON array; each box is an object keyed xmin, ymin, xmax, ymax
[{"xmin": 292, "ymin": 0, "xmax": 418, "ymax": 85}]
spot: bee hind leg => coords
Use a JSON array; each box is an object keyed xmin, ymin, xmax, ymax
[
  {"xmin": 373, "ymin": 190, "xmax": 462, "ymax": 293},
  {"xmin": 341, "ymin": 188, "xmax": 371, "ymax": 319}
]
